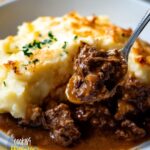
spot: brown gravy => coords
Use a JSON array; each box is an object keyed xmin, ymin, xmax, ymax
[{"xmin": 0, "ymin": 114, "xmax": 148, "ymax": 150}]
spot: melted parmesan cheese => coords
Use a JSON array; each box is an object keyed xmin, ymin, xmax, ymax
[{"xmin": 0, "ymin": 12, "xmax": 148, "ymax": 119}]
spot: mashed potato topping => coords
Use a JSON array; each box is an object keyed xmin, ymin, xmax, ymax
[
  {"xmin": 0, "ymin": 12, "xmax": 149, "ymax": 118},
  {"xmin": 128, "ymin": 40, "xmax": 150, "ymax": 84}
]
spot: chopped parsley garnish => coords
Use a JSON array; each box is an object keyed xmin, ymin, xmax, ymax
[
  {"xmin": 33, "ymin": 40, "xmax": 41, "ymax": 49},
  {"xmin": 62, "ymin": 41, "xmax": 68, "ymax": 54},
  {"xmin": 33, "ymin": 59, "xmax": 39, "ymax": 64},
  {"xmin": 62, "ymin": 41, "xmax": 68, "ymax": 49},
  {"xmin": 3, "ymin": 81, "xmax": 6, "ymax": 87},
  {"xmin": 22, "ymin": 46, "xmax": 33, "ymax": 57},
  {"xmin": 22, "ymin": 41, "xmax": 41, "ymax": 57},
  {"xmin": 48, "ymin": 31, "xmax": 57, "ymax": 41},
  {"xmin": 22, "ymin": 31, "xmax": 58, "ymax": 57},
  {"xmin": 74, "ymin": 35, "xmax": 78, "ymax": 40},
  {"xmin": 41, "ymin": 39, "xmax": 52, "ymax": 45}
]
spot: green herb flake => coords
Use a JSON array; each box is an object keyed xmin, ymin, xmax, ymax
[
  {"xmin": 28, "ymin": 43, "xmax": 33, "ymax": 48},
  {"xmin": 74, "ymin": 35, "xmax": 78, "ymax": 40},
  {"xmin": 33, "ymin": 59, "xmax": 39, "ymax": 64},
  {"xmin": 33, "ymin": 40, "xmax": 42, "ymax": 49},
  {"xmin": 48, "ymin": 32, "xmax": 53, "ymax": 38},
  {"xmin": 3, "ymin": 81, "xmax": 6, "ymax": 87},
  {"xmin": 22, "ymin": 40, "xmax": 42, "ymax": 57},
  {"xmin": 22, "ymin": 32, "xmax": 58, "ymax": 57},
  {"xmin": 41, "ymin": 39, "xmax": 52, "ymax": 45},
  {"xmin": 48, "ymin": 31, "xmax": 57, "ymax": 41},
  {"xmin": 22, "ymin": 48, "xmax": 33, "ymax": 57},
  {"xmin": 62, "ymin": 41, "xmax": 68, "ymax": 49}
]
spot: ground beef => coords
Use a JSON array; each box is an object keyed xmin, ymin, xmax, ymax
[
  {"xmin": 69, "ymin": 44, "xmax": 150, "ymax": 141},
  {"xmin": 115, "ymin": 76, "xmax": 150, "ymax": 120},
  {"xmin": 74, "ymin": 104, "xmax": 96, "ymax": 121},
  {"xmin": 144, "ymin": 117, "xmax": 150, "ymax": 132},
  {"xmin": 115, "ymin": 120, "xmax": 146, "ymax": 141},
  {"xmin": 19, "ymin": 104, "xmax": 80, "ymax": 146},
  {"xmin": 66, "ymin": 43, "xmax": 127, "ymax": 103},
  {"xmin": 42, "ymin": 103, "xmax": 80, "ymax": 146},
  {"xmin": 74, "ymin": 103, "xmax": 116, "ymax": 129},
  {"xmin": 19, "ymin": 44, "xmax": 150, "ymax": 146},
  {"xmin": 75, "ymin": 103, "xmax": 147, "ymax": 140}
]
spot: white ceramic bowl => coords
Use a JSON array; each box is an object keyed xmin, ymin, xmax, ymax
[{"xmin": 0, "ymin": 0, "xmax": 150, "ymax": 149}]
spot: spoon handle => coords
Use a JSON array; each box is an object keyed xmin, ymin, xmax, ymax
[{"xmin": 122, "ymin": 9, "xmax": 150, "ymax": 60}]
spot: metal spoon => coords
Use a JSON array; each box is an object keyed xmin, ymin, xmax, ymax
[{"xmin": 121, "ymin": 9, "xmax": 150, "ymax": 61}]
